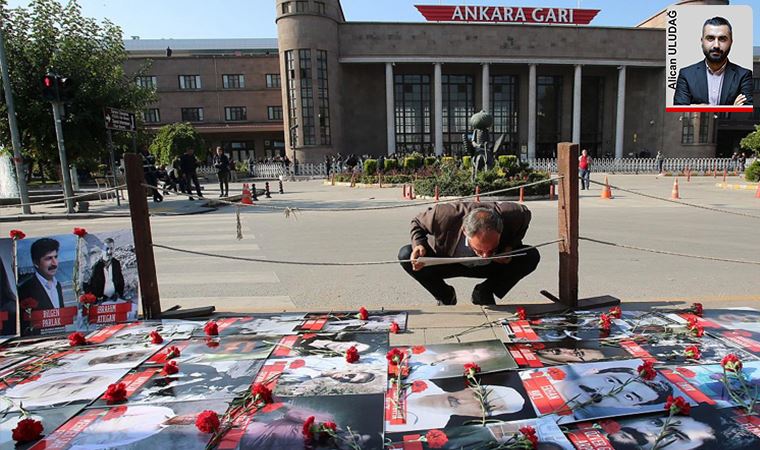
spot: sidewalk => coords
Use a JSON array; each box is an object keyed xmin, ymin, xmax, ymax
[{"xmin": 0, "ymin": 191, "xmax": 217, "ymax": 222}]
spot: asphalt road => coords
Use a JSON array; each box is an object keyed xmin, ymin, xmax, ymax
[{"xmin": 4, "ymin": 174, "xmax": 759, "ymax": 312}]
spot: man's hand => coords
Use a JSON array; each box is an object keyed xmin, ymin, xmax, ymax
[
  {"xmin": 734, "ymin": 94, "xmax": 747, "ymax": 106},
  {"xmin": 410, "ymin": 245, "xmax": 427, "ymax": 271}
]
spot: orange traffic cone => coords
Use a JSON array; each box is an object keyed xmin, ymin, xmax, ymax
[
  {"xmin": 402, "ymin": 184, "xmax": 408, "ymax": 199},
  {"xmin": 475, "ymin": 185, "xmax": 480, "ymax": 203},
  {"xmin": 241, "ymin": 184, "xmax": 253, "ymax": 205},
  {"xmin": 755, "ymin": 183, "xmax": 760, "ymax": 199},
  {"xmin": 671, "ymin": 178, "xmax": 680, "ymax": 199},
  {"xmin": 600, "ymin": 176, "xmax": 613, "ymax": 199},
  {"xmin": 549, "ymin": 183, "xmax": 555, "ymax": 200},
  {"xmin": 519, "ymin": 186, "xmax": 525, "ymax": 203},
  {"xmin": 409, "ymin": 184, "xmax": 416, "ymax": 200},
  {"xmin": 434, "ymin": 185, "xmax": 440, "ymax": 202}
]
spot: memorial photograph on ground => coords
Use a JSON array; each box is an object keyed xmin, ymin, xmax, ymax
[
  {"xmin": 298, "ymin": 311, "xmax": 408, "ymax": 333},
  {"xmin": 86, "ymin": 320, "xmax": 201, "ymax": 344},
  {"xmin": 663, "ymin": 361, "xmax": 760, "ymax": 413},
  {"xmin": 269, "ymin": 331, "xmax": 388, "ymax": 359},
  {"xmin": 0, "ymin": 405, "xmax": 83, "ymax": 450},
  {"xmin": 519, "ymin": 359, "xmax": 691, "ymax": 424},
  {"xmin": 77, "ymin": 229, "xmax": 140, "ymax": 330},
  {"xmin": 385, "ymin": 371, "xmax": 536, "ymax": 433},
  {"xmin": 144, "ymin": 337, "xmax": 274, "ymax": 365},
  {"xmin": 0, "ymin": 238, "xmax": 17, "ymax": 338},
  {"xmin": 92, "ymin": 359, "xmax": 264, "ymax": 406},
  {"xmin": 228, "ymin": 394, "xmax": 384, "ymax": 450},
  {"xmin": 507, "ymin": 340, "xmax": 633, "ymax": 368},
  {"xmin": 273, "ymin": 354, "xmax": 387, "ymax": 397},
  {"xmin": 400, "ymin": 340, "xmax": 517, "ymax": 381},
  {"xmin": 502, "ymin": 314, "xmax": 629, "ymax": 342},
  {"xmin": 7, "ymin": 344, "xmax": 160, "ymax": 376},
  {"xmin": 212, "ymin": 314, "xmax": 305, "ymax": 337},
  {"xmin": 32, "ymin": 399, "xmax": 232, "ymax": 450},
  {"xmin": 565, "ymin": 405, "xmax": 760, "ymax": 450},
  {"xmin": 15, "ymin": 233, "xmax": 79, "ymax": 336}
]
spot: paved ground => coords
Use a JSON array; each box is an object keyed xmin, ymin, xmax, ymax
[{"xmin": 2, "ymin": 173, "xmax": 758, "ymax": 324}]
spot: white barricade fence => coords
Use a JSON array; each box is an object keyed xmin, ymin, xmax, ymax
[{"xmin": 528, "ymin": 158, "xmax": 735, "ymax": 174}]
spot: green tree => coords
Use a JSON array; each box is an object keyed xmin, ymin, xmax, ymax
[
  {"xmin": 149, "ymin": 122, "xmax": 205, "ymax": 165},
  {"xmin": 739, "ymin": 124, "xmax": 760, "ymax": 157},
  {"xmin": 0, "ymin": 0, "xmax": 156, "ymax": 178}
]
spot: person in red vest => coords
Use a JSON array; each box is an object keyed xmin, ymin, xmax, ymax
[{"xmin": 578, "ymin": 149, "xmax": 592, "ymax": 190}]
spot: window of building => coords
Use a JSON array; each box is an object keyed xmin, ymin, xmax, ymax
[
  {"xmin": 285, "ymin": 50, "xmax": 298, "ymax": 147},
  {"xmin": 141, "ymin": 108, "xmax": 160, "ymax": 124},
  {"xmin": 490, "ymin": 75, "xmax": 518, "ymax": 155},
  {"xmin": 136, "ymin": 76, "xmax": 156, "ymax": 89},
  {"xmin": 316, "ymin": 50, "xmax": 331, "ymax": 145},
  {"xmin": 181, "ymin": 107, "xmax": 204, "ymax": 122},
  {"xmin": 296, "ymin": 1, "xmax": 308, "ymax": 12},
  {"xmin": 580, "ymin": 77, "xmax": 604, "ymax": 158},
  {"xmin": 223, "ymin": 74, "xmax": 245, "ymax": 89},
  {"xmin": 681, "ymin": 112, "xmax": 695, "ymax": 144},
  {"xmin": 299, "ymin": 49, "xmax": 315, "ymax": 145},
  {"xmin": 315, "ymin": 1, "xmax": 326, "ymax": 14},
  {"xmin": 266, "ymin": 74, "xmax": 281, "ymax": 88},
  {"xmin": 442, "ymin": 75, "xmax": 474, "ymax": 155},
  {"xmin": 268, "ymin": 106, "xmax": 283, "ymax": 120},
  {"xmin": 225, "ymin": 106, "xmax": 247, "ymax": 121},
  {"xmin": 225, "ymin": 141, "xmax": 255, "ymax": 162},
  {"xmin": 536, "ymin": 75, "xmax": 563, "ymax": 158},
  {"xmin": 698, "ymin": 112, "xmax": 710, "ymax": 143},
  {"xmin": 282, "ymin": 2, "xmax": 291, "ymax": 14},
  {"xmin": 394, "ymin": 74, "xmax": 432, "ymax": 153},
  {"xmin": 178, "ymin": 75, "xmax": 201, "ymax": 90}
]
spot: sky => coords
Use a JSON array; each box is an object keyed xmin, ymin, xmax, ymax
[{"xmin": 4, "ymin": 0, "xmax": 759, "ymax": 44}]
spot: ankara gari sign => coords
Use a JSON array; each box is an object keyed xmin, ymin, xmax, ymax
[{"xmin": 415, "ymin": 5, "xmax": 600, "ymax": 25}]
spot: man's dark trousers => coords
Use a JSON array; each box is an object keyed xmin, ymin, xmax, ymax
[
  {"xmin": 398, "ymin": 244, "xmax": 540, "ymax": 302},
  {"xmin": 184, "ymin": 172, "xmax": 202, "ymax": 199}
]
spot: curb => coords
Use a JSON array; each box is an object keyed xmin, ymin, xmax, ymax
[
  {"xmin": 416, "ymin": 194, "xmax": 550, "ymax": 201},
  {"xmin": 323, "ymin": 181, "xmax": 404, "ymax": 188},
  {"xmin": 0, "ymin": 205, "xmax": 218, "ymax": 222}
]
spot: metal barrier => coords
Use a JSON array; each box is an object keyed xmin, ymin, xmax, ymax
[{"xmin": 528, "ymin": 157, "xmax": 736, "ymax": 174}]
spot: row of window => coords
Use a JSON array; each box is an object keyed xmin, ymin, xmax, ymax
[
  {"xmin": 135, "ymin": 74, "xmax": 281, "ymax": 90},
  {"xmin": 140, "ymin": 106, "xmax": 283, "ymax": 123},
  {"xmin": 282, "ymin": 1, "xmax": 326, "ymax": 15}
]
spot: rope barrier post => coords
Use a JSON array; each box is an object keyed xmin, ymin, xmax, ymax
[
  {"xmin": 551, "ymin": 142, "xmax": 620, "ymax": 310},
  {"xmin": 557, "ymin": 142, "xmax": 579, "ymax": 307},
  {"xmin": 124, "ymin": 153, "xmax": 162, "ymax": 319}
]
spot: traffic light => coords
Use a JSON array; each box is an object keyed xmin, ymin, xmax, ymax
[
  {"xmin": 57, "ymin": 77, "xmax": 73, "ymax": 102},
  {"xmin": 42, "ymin": 74, "xmax": 58, "ymax": 101}
]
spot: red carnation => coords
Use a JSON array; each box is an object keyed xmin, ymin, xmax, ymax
[
  {"xmin": 20, "ymin": 297, "xmax": 38, "ymax": 311},
  {"xmin": 195, "ymin": 410, "xmax": 220, "ymax": 434},
  {"xmin": 322, "ymin": 421, "xmax": 337, "ymax": 434},
  {"xmin": 9, "ymin": 229, "xmax": 26, "ymax": 240},
  {"xmin": 390, "ymin": 321, "xmax": 400, "ymax": 334},
  {"xmin": 692, "ymin": 303, "xmax": 703, "ymax": 317},
  {"xmin": 78, "ymin": 293, "xmax": 97, "ymax": 305},
  {"xmin": 386, "ymin": 348, "xmax": 405, "ymax": 366},
  {"xmin": 684, "ymin": 345, "xmax": 701, "ymax": 360},
  {"xmin": 686, "ymin": 316, "xmax": 704, "ymax": 337},
  {"xmin": 73, "ymin": 227, "xmax": 87, "ymax": 238},
  {"xmin": 166, "ymin": 345, "xmax": 181, "ymax": 359},
  {"xmin": 721, "ymin": 353, "xmax": 743, "ymax": 373},
  {"xmin": 464, "ymin": 362, "xmax": 481, "ymax": 378},
  {"xmin": 520, "ymin": 426, "xmax": 539, "ymax": 448},
  {"xmin": 599, "ymin": 313, "xmax": 611, "ymax": 331},
  {"xmin": 516, "ymin": 307, "xmax": 527, "ymax": 320},
  {"xmin": 204, "ymin": 321, "xmax": 219, "ymax": 336},
  {"xmin": 12, "ymin": 418, "xmax": 43, "ymax": 444},
  {"xmin": 609, "ymin": 306, "xmax": 622, "ymax": 319},
  {"xmin": 252, "ymin": 383, "xmax": 273, "ymax": 404},
  {"xmin": 103, "ymin": 382, "xmax": 127, "ymax": 404},
  {"xmin": 302, "ymin": 415, "xmax": 316, "ymax": 442},
  {"xmin": 664, "ymin": 395, "xmax": 691, "ymax": 415},
  {"xmin": 425, "ymin": 429, "xmax": 449, "ymax": 448},
  {"xmin": 345, "ymin": 345, "xmax": 360, "ymax": 364},
  {"xmin": 163, "ymin": 360, "xmax": 179, "ymax": 375},
  {"xmin": 149, "ymin": 330, "xmax": 163, "ymax": 344},
  {"xmin": 637, "ymin": 360, "xmax": 657, "ymax": 381},
  {"xmin": 411, "ymin": 380, "xmax": 428, "ymax": 393},
  {"xmin": 357, "ymin": 307, "xmax": 369, "ymax": 321},
  {"xmin": 411, "ymin": 345, "xmax": 426, "ymax": 354},
  {"xmin": 68, "ymin": 332, "xmax": 88, "ymax": 347}
]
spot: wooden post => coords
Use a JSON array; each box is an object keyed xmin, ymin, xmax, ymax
[
  {"xmin": 557, "ymin": 142, "xmax": 579, "ymax": 307},
  {"xmin": 124, "ymin": 153, "xmax": 162, "ymax": 319}
]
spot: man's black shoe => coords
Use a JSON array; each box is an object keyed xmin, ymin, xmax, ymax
[
  {"xmin": 471, "ymin": 283, "xmax": 496, "ymax": 305},
  {"xmin": 436, "ymin": 286, "xmax": 457, "ymax": 306}
]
